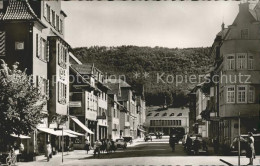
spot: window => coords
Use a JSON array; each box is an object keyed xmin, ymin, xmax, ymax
[
  {"xmin": 147, "ymin": 113, "xmax": 152, "ymax": 116},
  {"xmin": 46, "ymin": 4, "xmax": 50, "ymax": 22},
  {"xmin": 227, "ymin": 86, "xmax": 235, "ymax": 103},
  {"xmin": 179, "ymin": 120, "xmax": 182, "ymax": 126},
  {"xmin": 58, "ymin": 43, "xmax": 67, "ymax": 68},
  {"xmin": 248, "ymin": 54, "xmax": 254, "ymax": 70},
  {"xmin": 226, "ymin": 54, "xmax": 235, "ymax": 70},
  {"xmin": 241, "ymin": 29, "xmax": 248, "ymax": 39},
  {"xmin": 0, "ymin": 1, "xmax": 3, "ymax": 9},
  {"xmin": 113, "ymin": 109, "xmax": 116, "ymax": 118},
  {"xmin": 56, "ymin": 15, "xmax": 59, "ymax": 31},
  {"xmin": 36, "ymin": 76, "xmax": 49, "ymax": 97},
  {"xmin": 237, "ymin": 85, "xmax": 247, "ymax": 103},
  {"xmin": 177, "ymin": 113, "xmax": 182, "ymax": 116},
  {"xmin": 127, "ymin": 115, "xmax": 130, "ymax": 122},
  {"xmin": 170, "ymin": 113, "xmax": 174, "ymax": 116},
  {"xmin": 58, "ymin": 81, "xmax": 67, "ymax": 104},
  {"xmin": 60, "ymin": 19, "xmax": 63, "ymax": 34},
  {"xmin": 40, "ymin": 38, "xmax": 46, "ymax": 60},
  {"xmin": 154, "ymin": 113, "xmax": 159, "ymax": 117},
  {"xmin": 162, "ymin": 113, "xmax": 167, "ymax": 116},
  {"xmin": 248, "ymin": 86, "xmax": 255, "ymax": 103},
  {"xmin": 237, "ymin": 53, "xmax": 247, "ymax": 69},
  {"xmin": 0, "ymin": 31, "xmax": 5, "ymax": 56},
  {"xmin": 52, "ymin": 10, "xmax": 55, "ymax": 27}
]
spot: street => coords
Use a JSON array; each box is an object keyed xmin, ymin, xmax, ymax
[{"xmin": 16, "ymin": 139, "xmax": 260, "ymax": 166}]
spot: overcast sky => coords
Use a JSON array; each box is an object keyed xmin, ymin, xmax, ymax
[{"xmin": 62, "ymin": 1, "xmax": 241, "ymax": 48}]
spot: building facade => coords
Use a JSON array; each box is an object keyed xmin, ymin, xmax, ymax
[{"xmin": 145, "ymin": 106, "xmax": 189, "ymax": 135}]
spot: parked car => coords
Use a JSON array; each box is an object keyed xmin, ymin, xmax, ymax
[
  {"xmin": 115, "ymin": 139, "xmax": 127, "ymax": 149},
  {"xmin": 186, "ymin": 135, "xmax": 208, "ymax": 155},
  {"xmin": 229, "ymin": 134, "xmax": 260, "ymax": 155},
  {"xmin": 144, "ymin": 134, "xmax": 153, "ymax": 142}
]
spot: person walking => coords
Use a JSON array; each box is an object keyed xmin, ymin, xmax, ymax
[
  {"xmin": 85, "ymin": 139, "xmax": 90, "ymax": 154},
  {"xmin": 45, "ymin": 141, "xmax": 52, "ymax": 162},
  {"xmin": 246, "ymin": 132, "xmax": 255, "ymax": 165},
  {"xmin": 169, "ymin": 135, "xmax": 176, "ymax": 152},
  {"xmin": 93, "ymin": 140, "xmax": 101, "ymax": 158},
  {"xmin": 106, "ymin": 139, "xmax": 111, "ymax": 154},
  {"xmin": 186, "ymin": 135, "xmax": 192, "ymax": 154},
  {"xmin": 213, "ymin": 137, "xmax": 219, "ymax": 155},
  {"xmin": 193, "ymin": 137, "xmax": 200, "ymax": 155}
]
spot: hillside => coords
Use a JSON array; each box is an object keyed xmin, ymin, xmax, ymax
[{"xmin": 73, "ymin": 45, "xmax": 212, "ymax": 107}]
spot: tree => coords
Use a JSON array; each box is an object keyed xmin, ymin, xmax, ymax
[{"xmin": 0, "ymin": 60, "xmax": 47, "ymax": 142}]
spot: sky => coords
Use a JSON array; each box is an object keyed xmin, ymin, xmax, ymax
[{"xmin": 62, "ymin": 1, "xmax": 241, "ymax": 48}]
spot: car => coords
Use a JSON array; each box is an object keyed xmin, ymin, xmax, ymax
[
  {"xmin": 186, "ymin": 135, "xmax": 208, "ymax": 155},
  {"xmin": 115, "ymin": 139, "xmax": 127, "ymax": 149},
  {"xmin": 229, "ymin": 134, "xmax": 260, "ymax": 155},
  {"xmin": 144, "ymin": 135, "xmax": 152, "ymax": 142}
]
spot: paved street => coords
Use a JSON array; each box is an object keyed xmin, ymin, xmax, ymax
[{"xmin": 16, "ymin": 139, "xmax": 260, "ymax": 166}]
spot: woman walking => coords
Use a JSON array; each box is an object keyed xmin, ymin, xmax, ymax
[
  {"xmin": 45, "ymin": 141, "xmax": 52, "ymax": 162},
  {"xmin": 246, "ymin": 132, "xmax": 255, "ymax": 165},
  {"xmin": 85, "ymin": 139, "xmax": 90, "ymax": 154}
]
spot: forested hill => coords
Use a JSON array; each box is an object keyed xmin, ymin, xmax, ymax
[{"xmin": 73, "ymin": 46, "xmax": 212, "ymax": 107}]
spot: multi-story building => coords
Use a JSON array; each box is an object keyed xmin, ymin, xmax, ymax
[
  {"xmin": 136, "ymin": 95, "xmax": 146, "ymax": 138},
  {"xmin": 210, "ymin": 2, "xmax": 260, "ymax": 144},
  {"xmin": 0, "ymin": 0, "xmax": 77, "ymax": 156},
  {"xmin": 105, "ymin": 79, "xmax": 135, "ymax": 138},
  {"xmin": 70, "ymin": 64, "xmax": 109, "ymax": 144},
  {"xmin": 145, "ymin": 106, "xmax": 189, "ymax": 135},
  {"xmin": 106, "ymin": 83, "xmax": 122, "ymax": 140}
]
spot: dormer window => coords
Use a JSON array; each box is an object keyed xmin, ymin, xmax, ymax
[
  {"xmin": 177, "ymin": 113, "xmax": 182, "ymax": 116},
  {"xmin": 162, "ymin": 113, "xmax": 167, "ymax": 116},
  {"xmin": 147, "ymin": 113, "xmax": 152, "ymax": 116},
  {"xmin": 241, "ymin": 29, "xmax": 248, "ymax": 39},
  {"xmin": 154, "ymin": 113, "xmax": 159, "ymax": 117},
  {"xmin": 170, "ymin": 113, "xmax": 174, "ymax": 116}
]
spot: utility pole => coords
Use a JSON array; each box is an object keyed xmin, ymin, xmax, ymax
[
  {"xmin": 238, "ymin": 112, "xmax": 241, "ymax": 166},
  {"xmin": 62, "ymin": 128, "xmax": 64, "ymax": 163}
]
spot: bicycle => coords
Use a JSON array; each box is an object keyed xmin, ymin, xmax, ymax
[{"xmin": 6, "ymin": 151, "xmax": 17, "ymax": 166}]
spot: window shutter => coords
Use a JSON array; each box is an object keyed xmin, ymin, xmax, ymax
[
  {"xmin": 58, "ymin": 82, "xmax": 61, "ymax": 102},
  {"xmin": 46, "ymin": 79, "xmax": 49, "ymax": 98},
  {"xmin": 0, "ymin": 31, "xmax": 5, "ymax": 56},
  {"xmin": 36, "ymin": 34, "xmax": 39, "ymax": 57},
  {"xmin": 57, "ymin": 43, "xmax": 61, "ymax": 65},
  {"xmin": 36, "ymin": 75, "xmax": 39, "ymax": 87},
  {"xmin": 44, "ymin": 2, "xmax": 47, "ymax": 18},
  {"xmin": 64, "ymin": 84, "xmax": 67, "ymax": 100},
  {"xmin": 46, "ymin": 40, "xmax": 49, "ymax": 62}
]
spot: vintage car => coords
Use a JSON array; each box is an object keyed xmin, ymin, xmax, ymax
[
  {"xmin": 115, "ymin": 139, "xmax": 127, "ymax": 149},
  {"xmin": 144, "ymin": 134, "xmax": 153, "ymax": 142}
]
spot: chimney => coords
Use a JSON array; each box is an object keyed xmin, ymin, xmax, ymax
[
  {"xmin": 221, "ymin": 22, "xmax": 225, "ymax": 31},
  {"xmin": 239, "ymin": 2, "xmax": 250, "ymax": 12}
]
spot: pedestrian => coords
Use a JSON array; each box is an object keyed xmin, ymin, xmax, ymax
[
  {"xmin": 246, "ymin": 132, "xmax": 255, "ymax": 165},
  {"xmin": 93, "ymin": 140, "xmax": 101, "ymax": 158},
  {"xmin": 85, "ymin": 139, "xmax": 90, "ymax": 154},
  {"xmin": 106, "ymin": 139, "xmax": 111, "ymax": 154},
  {"xmin": 186, "ymin": 135, "xmax": 192, "ymax": 154},
  {"xmin": 169, "ymin": 135, "xmax": 176, "ymax": 152},
  {"xmin": 45, "ymin": 141, "xmax": 52, "ymax": 162},
  {"xmin": 213, "ymin": 137, "xmax": 219, "ymax": 155},
  {"xmin": 193, "ymin": 137, "xmax": 200, "ymax": 155}
]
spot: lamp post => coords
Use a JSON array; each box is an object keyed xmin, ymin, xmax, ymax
[
  {"xmin": 238, "ymin": 112, "xmax": 241, "ymax": 166},
  {"xmin": 51, "ymin": 114, "xmax": 68, "ymax": 163}
]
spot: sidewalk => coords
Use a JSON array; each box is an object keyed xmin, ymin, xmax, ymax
[{"xmin": 16, "ymin": 139, "xmax": 142, "ymax": 166}]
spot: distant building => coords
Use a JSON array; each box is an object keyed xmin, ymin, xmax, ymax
[{"xmin": 145, "ymin": 106, "xmax": 189, "ymax": 135}]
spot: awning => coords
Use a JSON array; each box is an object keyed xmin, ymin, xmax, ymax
[
  {"xmin": 138, "ymin": 128, "xmax": 146, "ymax": 133},
  {"xmin": 37, "ymin": 127, "xmax": 78, "ymax": 137},
  {"xmin": 70, "ymin": 117, "xmax": 94, "ymax": 134},
  {"xmin": 64, "ymin": 129, "xmax": 84, "ymax": 136},
  {"xmin": 10, "ymin": 134, "xmax": 31, "ymax": 139}
]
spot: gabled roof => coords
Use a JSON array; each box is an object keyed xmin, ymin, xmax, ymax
[
  {"xmin": 105, "ymin": 79, "xmax": 131, "ymax": 88},
  {"xmin": 105, "ymin": 82, "xmax": 120, "ymax": 95},
  {"xmin": 71, "ymin": 64, "xmax": 93, "ymax": 75},
  {"xmin": 0, "ymin": 0, "xmax": 46, "ymax": 27}
]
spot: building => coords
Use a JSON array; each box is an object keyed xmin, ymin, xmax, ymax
[
  {"xmin": 136, "ymin": 95, "xmax": 146, "ymax": 138},
  {"xmin": 105, "ymin": 79, "xmax": 138, "ymax": 138},
  {"xmin": 0, "ymin": 0, "xmax": 79, "ymax": 157},
  {"xmin": 69, "ymin": 64, "xmax": 109, "ymax": 145},
  {"xmin": 145, "ymin": 106, "xmax": 189, "ymax": 135},
  {"xmin": 209, "ymin": 2, "xmax": 260, "ymax": 145},
  {"xmin": 106, "ymin": 83, "xmax": 123, "ymax": 140}
]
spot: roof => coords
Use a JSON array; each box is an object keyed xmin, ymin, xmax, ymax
[
  {"xmin": 216, "ymin": 28, "xmax": 228, "ymax": 38},
  {"xmin": 71, "ymin": 64, "xmax": 93, "ymax": 75},
  {"xmin": 146, "ymin": 107, "xmax": 189, "ymax": 117},
  {"xmin": 1, "ymin": 0, "xmax": 36, "ymax": 20},
  {"xmin": 0, "ymin": 0, "xmax": 46, "ymax": 27},
  {"xmin": 105, "ymin": 82, "xmax": 120, "ymax": 95},
  {"xmin": 105, "ymin": 79, "xmax": 131, "ymax": 88}
]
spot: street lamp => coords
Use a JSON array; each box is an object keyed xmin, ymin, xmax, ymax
[{"xmin": 51, "ymin": 114, "xmax": 68, "ymax": 163}]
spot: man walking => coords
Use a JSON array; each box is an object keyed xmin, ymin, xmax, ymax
[{"xmin": 94, "ymin": 140, "xmax": 101, "ymax": 158}]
